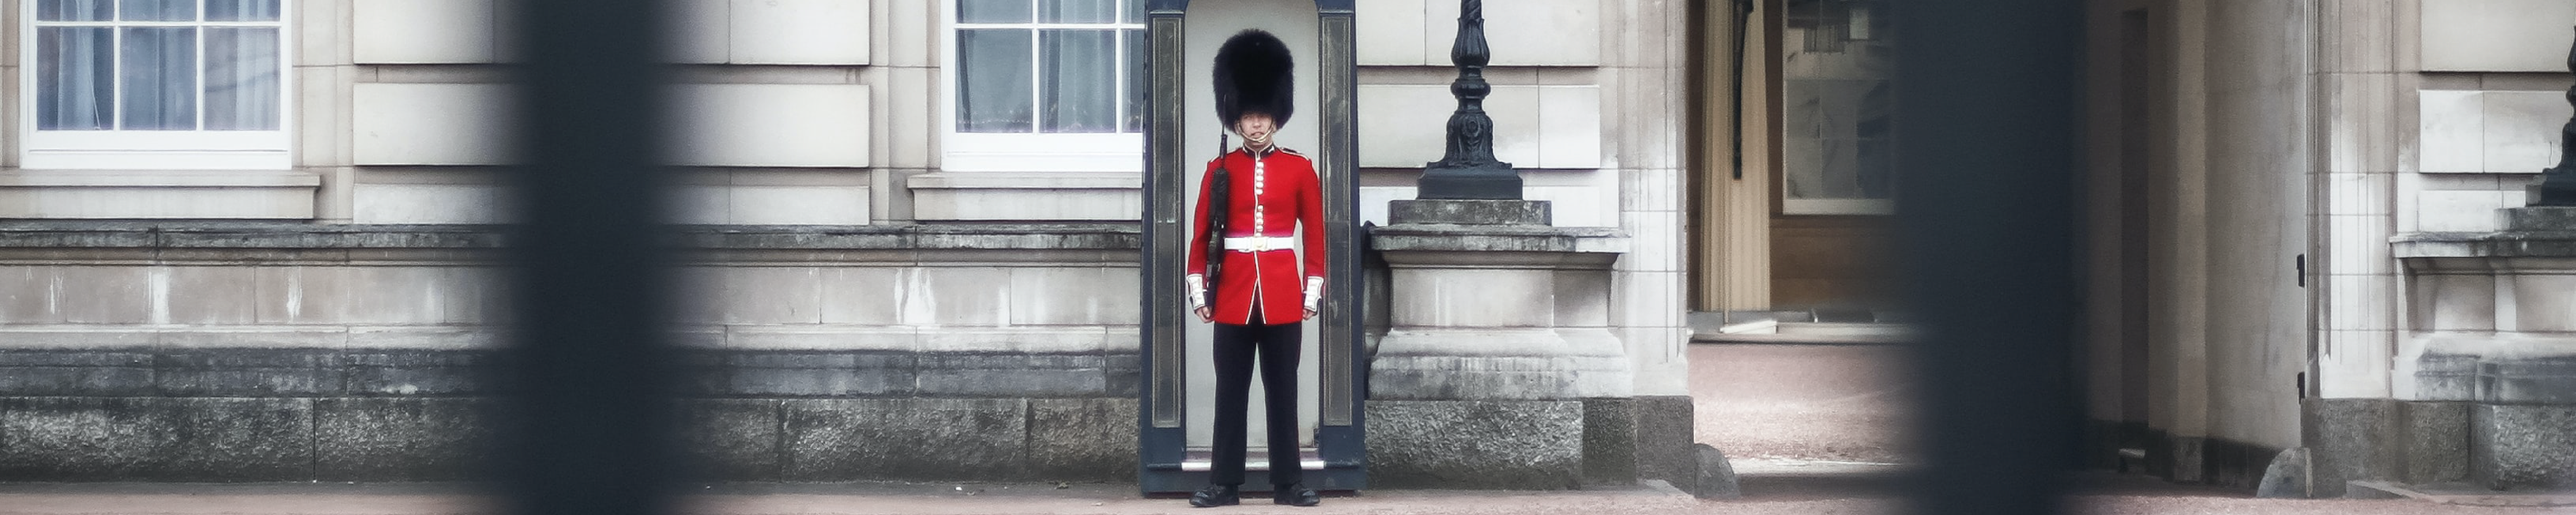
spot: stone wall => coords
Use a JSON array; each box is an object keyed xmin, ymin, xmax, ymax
[{"xmin": 0, "ymin": 222, "xmax": 1143, "ymax": 482}]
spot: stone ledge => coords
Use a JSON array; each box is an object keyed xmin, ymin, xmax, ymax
[
  {"xmin": 0, "ymin": 222, "xmax": 1141, "ymax": 252},
  {"xmin": 1365, "ymin": 400, "xmax": 1585, "ymax": 489},
  {"xmin": 1370, "ymin": 224, "xmax": 1628, "ymax": 255},
  {"xmin": 2395, "ymin": 231, "xmax": 2576, "ymax": 258},
  {"xmin": 0, "ymin": 347, "xmax": 1143, "ymax": 399},
  {"xmin": 0, "ymin": 396, "xmax": 1139, "ymax": 482}
]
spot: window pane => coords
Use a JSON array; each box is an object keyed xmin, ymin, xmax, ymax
[
  {"xmin": 36, "ymin": 28, "xmax": 114, "ymax": 130},
  {"xmin": 205, "ymin": 0, "xmax": 282, "ymax": 21},
  {"xmin": 1040, "ymin": 0, "xmax": 1115, "ymax": 23},
  {"xmin": 957, "ymin": 29, "xmax": 1033, "ymax": 132},
  {"xmin": 1122, "ymin": 0, "xmax": 1144, "ymax": 23},
  {"xmin": 37, "ymin": 0, "xmax": 113, "ymax": 21},
  {"xmin": 1040, "ymin": 29, "xmax": 1117, "ymax": 133},
  {"xmin": 119, "ymin": 0, "xmax": 197, "ymax": 21},
  {"xmin": 120, "ymin": 27, "xmax": 198, "ymax": 130},
  {"xmin": 958, "ymin": 0, "xmax": 1031, "ymax": 23},
  {"xmin": 205, "ymin": 28, "xmax": 280, "ymax": 130},
  {"xmin": 1124, "ymin": 28, "xmax": 1144, "ymax": 133}
]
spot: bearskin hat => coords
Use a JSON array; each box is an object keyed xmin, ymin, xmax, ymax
[{"xmin": 1213, "ymin": 29, "xmax": 1294, "ymax": 129}]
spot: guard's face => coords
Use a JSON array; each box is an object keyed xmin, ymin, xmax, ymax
[{"xmin": 1234, "ymin": 113, "xmax": 1276, "ymax": 145}]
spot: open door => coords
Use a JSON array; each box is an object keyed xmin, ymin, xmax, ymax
[{"xmin": 1136, "ymin": 0, "xmax": 1365, "ymax": 495}]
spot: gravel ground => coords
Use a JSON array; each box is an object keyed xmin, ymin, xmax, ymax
[{"xmin": 1689, "ymin": 344, "xmax": 1917, "ymax": 463}]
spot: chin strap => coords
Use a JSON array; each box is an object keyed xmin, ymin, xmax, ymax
[
  {"xmin": 1302, "ymin": 276, "xmax": 1325, "ymax": 314},
  {"xmin": 1187, "ymin": 274, "xmax": 1207, "ymax": 310}
]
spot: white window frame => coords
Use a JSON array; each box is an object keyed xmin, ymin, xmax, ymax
[
  {"xmin": 939, "ymin": 0, "xmax": 1144, "ymax": 173},
  {"xmin": 20, "ymin": 1, "xmax": 293, "ymax": 171}
]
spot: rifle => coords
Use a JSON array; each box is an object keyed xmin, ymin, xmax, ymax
[{"xmin": 1203, "ymin": 132, "xmax": 1232, "ymax": 293}]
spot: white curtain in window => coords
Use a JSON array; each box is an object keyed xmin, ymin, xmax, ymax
[
  {"xmin": 37, "ymin": 27, "xmax": 113, "ymax": 130},
  {"xmin": 205, "ymin": 27, "xmax": 281, "ymax": 130},
  {"xmin": 37, "ymin": 0, "xmax": 113, "ymax": 21},
  {"xmin": 121, "ymin": 0, "xmax": 197, "ymax": 21},
  {"xmin": 1039, "ymin": 29, "xmax": 1117, "ymax": 133},
  {"xmin": 959, "ymin": 29, "xmax": 1034, "ymax": 132},
  {"xmin": 121, "ymin": 27, "xmax": 198, "ymax": 130},
  {"xmin": 206, "ymin": 0, "xmax": 282, "ymax": 21}
]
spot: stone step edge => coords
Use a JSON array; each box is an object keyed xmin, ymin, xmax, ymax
[{"xmin": 2346, "ymin": 480, "xmax": 2576, "ymax": 506}]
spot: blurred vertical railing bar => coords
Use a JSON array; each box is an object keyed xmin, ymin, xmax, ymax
[
  {"xmin": 499, "ymin": 0, "xmax": 682, "ymax": 514},
  {"xmin": 1891, "ymin": 0, "xmax": 2083, "ymax": 514}
]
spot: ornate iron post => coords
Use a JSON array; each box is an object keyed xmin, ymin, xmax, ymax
[
  {"xmin": 2536, "ymin": 27, "xmax": 2576, "ymax": 206},
  {"xmin": 1415, "ymin": 0, "xmax": 1523, "ymax": 200}
]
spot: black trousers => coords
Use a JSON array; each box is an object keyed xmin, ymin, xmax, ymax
[{"xmin": 1209, "ymin": 307, "xmax": 1303, "ymax": 487}]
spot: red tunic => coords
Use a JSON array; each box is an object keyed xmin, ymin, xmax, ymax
[{"xmin": 1187, "ymin": 146, "xmax": 1327, "ymax": 325}]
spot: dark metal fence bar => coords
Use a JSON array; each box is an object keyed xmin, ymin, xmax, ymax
[
  {"xmin": 1891, "ymin": 0, "xmax": 2083, "ymax": 514},
  {"xmin": 498, "ymin": 0, "xmax": 682, "ymax": 514}
]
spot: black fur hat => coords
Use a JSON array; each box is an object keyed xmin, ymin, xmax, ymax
[{"xmin": 1213, "ymin": 29, "xmax": 1294, "ymax": 129}]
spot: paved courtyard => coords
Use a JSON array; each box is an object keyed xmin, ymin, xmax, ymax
[{"xmin": 0, "ymin": 473, "xmax": 2560, "ymax": 515}]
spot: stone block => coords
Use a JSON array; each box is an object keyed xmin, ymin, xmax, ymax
[
  {"xmin": 781, "ymin": 398, "xmax": 1029, "ymax": 481},
  {"xmin": 1387, "ymin": 268, "xmax": 1556, "ymax": 327},
  {"xmin": 915, "ymin": 353, "xmax": 1116, "ymax": 397},
  {"xmin": 0, "ymin": 397, "xmax": 169, "ymax": 480},
  {"xmin": 1366, "ymin": 332, "xmax": 1632, "ymax": 400},
  {"xmin": 314, "ymin": 398, "xmax": 491, "ymax": 481},
  {"xmin": 344, "ymin": 350, "xmax": 490, "ymax": 396},
  {"xmin": 2417, "ymin": 89, "xmax": 2484, "ymax": 174},
  {"xmin": 905, "ymin": 268, "xmax": 1014, "ymax": 326},
  {"xmin": 2480, "ymin": 357, "xmax": 2576, "ymax": 404},
  {"xmin": 1387, "ymin": 199, "xmax": 1552, "ymax": 226},
  {"xmin": 1027, "ymin": 398, "xmax": 1138, "ymax": 481},
  {"xmin": 0, "ymin": 267, "xmax": 54, "ymax": 324},
  {"xmin": 1632, "ymin": 395, "xmax": 1696, "ymax": 489},
  {"xmin": 1693, "ymin": 443, "xmax": 1740, "ymax": 499},
  {"xmin": 352, "ymin": 184, "xmax": 508, "ymax": 225},
  {"xmin": 157, "ymin": 397, "xmax": 317, "ymax": 481},
  {"xmin": 0, "ymin": 351, "xmax": 154, "ymax": 396},
  {"xmin": 164, "ymin": 266, "xmax": 260, "ymax": 325},
  {"xmin": 1009, "ymin": 267, "xmax": 1126, "ymax": 326},
  {"xmin": 1579, "ymin": 397, "xmax": 1636, "ymax": 487},
  {"xmin": 2254, "ymin": 447, "xmax": 2313, "ymax": 498},
  {"xmin": 2480, "ymin": 91, "xmax": 2574, "ymax": 173},
  {"xmin": 2399, "ymin": 400, "xmax": 2470, "ymax": 485},
  {"xmin": 681, "ymin": 398, "xmax": 782, "ymax": 482},
  {"xmin": 688, "ymin": 351, "xmax": 915, "ymax": 397},
  {"xmin": 156, "ymin": 349, "xmax": 346, "ymax": 396},
  {"xmin": 352, "ymin": 83, "xmax": 511, "ymax": 166},
  {"xmin": 2471, "ymin": 403, "xmax": 2576, "ymax": 490},
  {"xmin": 1363, "ymin": 400, "xmax": 1582, "ymax": 489},
  {"xmin": 2302, "ymin": 397, "xmax": 2395, "ymax": 497},
  {"xmin": 2420, "ymin": 0, "xmax": 2576, "ymax": 72},
  {"xmin": 352, "ymin": 0, "xmax": 498, "ymax": 63},
  {"xmin": 675, "ymin": 84, "xmax": 872, "ymax": 168},
  {"xmin": 726, "ymin": 185, "xmax": 872, "ymax": 225},
  {"xmin": 53, "ymin": 266, "xmax": 148, "ymax": 324},
  {"xmin": 2506, "ymin": 206, "xmax": 2576, "ymax": 231},
  {"xmin": 727, "ymin": 0, "xmax": 870, "ymax": 65}
]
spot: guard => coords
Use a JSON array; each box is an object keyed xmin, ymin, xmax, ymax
[{"xmin": 1185, "ymin": 29, "xmax": 1325, "ymax": 508}]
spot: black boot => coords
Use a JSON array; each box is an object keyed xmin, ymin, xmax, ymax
[
  {"xmin": 1188, "ymin": 485, "xmax": 1239, "ymax": 507},
  {"xmin": 1272, "ymin": 483, "xmax": 1320, "ymax": 506}
]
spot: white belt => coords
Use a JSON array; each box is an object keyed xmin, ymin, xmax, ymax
[{"xmin": 1223, "ymin": 236, "xmax": 1297, "ymax": 252}]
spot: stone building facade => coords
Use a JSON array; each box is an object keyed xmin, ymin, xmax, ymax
[
  {"xmin": 2073, "ymin": 0, "xmax": 2576, "ymax": 495},
  {"xmin": 0, "ymin": 0, "xmax": 1702, "ymax": 488}
]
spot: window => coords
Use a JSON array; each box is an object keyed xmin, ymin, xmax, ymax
[
  {"xmin": 23, "ymin": 0, "xmax": 289, "ymax": 170},
  {"xmin": 1780, "ymin": 0, "xmax": 1892, "ymax": 215},
  {"xmin": 943, "ymin": 0, "xmax": 1146, "ymax": 173}
]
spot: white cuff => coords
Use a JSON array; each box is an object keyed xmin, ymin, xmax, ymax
[
  {"xmin": 1302, "ymin": 276, "xmax": 1325, "ymax": 312},
  {"xmin": 1186, "ymin": 274, "xmax": 1207, "ymax": 309}
]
